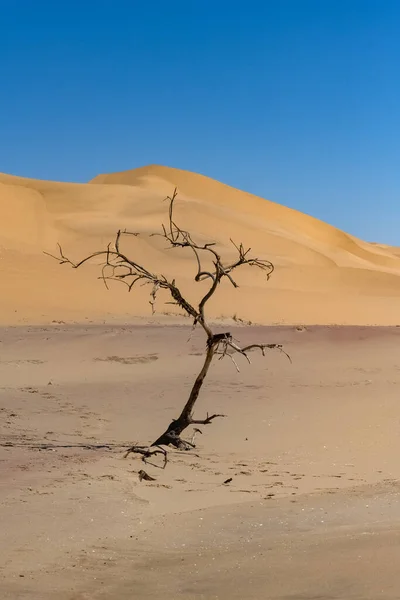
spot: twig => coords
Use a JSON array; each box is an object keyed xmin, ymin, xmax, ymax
[
  {"xmin": 124, "ymin": 445, "xmax": 168, "ymax": 469},
  {"xmin": 190, "ymin": 428, "xmax": 202, "ymax": 445}
]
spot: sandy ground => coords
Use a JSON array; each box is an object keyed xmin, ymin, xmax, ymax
[{"xmin": 1, "ymin": 323, "xmax": 400, "ymax": 598}]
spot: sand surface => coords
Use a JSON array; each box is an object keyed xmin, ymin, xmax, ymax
[
  {"xmin": 2, "ymin": 164, "xmax": 400, "ymax": 597},
  {"xmin": 1, "ymin": 164, "xmax": 400, "ymax": 325},
  {"xmin": 1, "ymin": 323, "xmax": 400, "ymax": 598}
]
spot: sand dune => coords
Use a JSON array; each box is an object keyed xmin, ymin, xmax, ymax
[{"xmin": 1, "ymin": 164, "xmax": 400, "ymax": 325}]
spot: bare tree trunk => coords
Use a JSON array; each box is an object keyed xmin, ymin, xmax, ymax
[
  {"xmin": 151, "ymin": 343, "xmax": 218, "ymax": 447},
  {"xmin": 47, "ymin": 189, "xmax": 287, "ymax": 458}
]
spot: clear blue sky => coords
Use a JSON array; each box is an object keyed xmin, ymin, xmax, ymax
[{"xmin": 1, "ymin": 0, "xmax": 399, "ymax": 243}]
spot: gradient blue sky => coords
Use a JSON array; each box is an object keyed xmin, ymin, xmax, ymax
[{"xmin": 1, "ymin": 0, "xmax": 399, "ymax": 243}]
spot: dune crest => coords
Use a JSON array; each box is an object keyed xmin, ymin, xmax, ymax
[{"xmin": 1, "ymin": 165, "xmax": 400, "ymax": 325}]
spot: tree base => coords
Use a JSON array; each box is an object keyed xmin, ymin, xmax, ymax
[
  {"xmin": 151, "ymin": 412, "xmax": 226, "ymax": 448},
  {"xmin": 124, "ymin": 413, "xmax": 226, "ymax": 469}
]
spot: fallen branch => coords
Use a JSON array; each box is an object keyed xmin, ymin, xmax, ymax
[{"xmin": 124, "ymin": 444, "xmax": 168, "ymax": 469}]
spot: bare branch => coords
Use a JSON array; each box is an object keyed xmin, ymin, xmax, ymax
[
  {"xmin": 241, "ymin": 343, "xmax": 292, "ymax": 363},
  {"xmin": 190, "ymin": 413, "xmax": 226, "ymax": 425},
  {"xmin": 216, "ymin": 345, "xmax": 241, "ymax": 372},
  {"xmin": 211, "ymin": 333, "xmax": 292, "ymax": 369},
  {"xmin": 46, "ymin": 190, "xmax": 275, "ymax": 344}
]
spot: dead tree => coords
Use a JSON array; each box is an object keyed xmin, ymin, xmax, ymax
[{"xmin": 46, "ymin": 189, "xmax": 290, "ymax": 452}]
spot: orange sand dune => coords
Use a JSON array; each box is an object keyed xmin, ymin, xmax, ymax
[{"xmin": 1, "ymin": 165, "xmax": 400, "ymax": 325}]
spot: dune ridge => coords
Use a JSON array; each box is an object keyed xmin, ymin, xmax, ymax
[{"xmin": 1, "ymin": 165, "xmax": 400, "ymax": 325}]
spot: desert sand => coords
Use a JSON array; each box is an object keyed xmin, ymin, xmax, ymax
[
  {"xmin": 2, "ymin": 324, "xmax": 400, "ymax": 598},
  {"xmin": 1, "ymin": 164, "xmax": 400, "ymax": 325},
  {"xmin": 1, "ymin": 166, "xmax": 400, "ymax": 599}
]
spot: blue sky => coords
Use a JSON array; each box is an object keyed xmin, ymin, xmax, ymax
[{"xmin": 1, "ymin": 0, "xmax": 399, "ymax": 243}]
